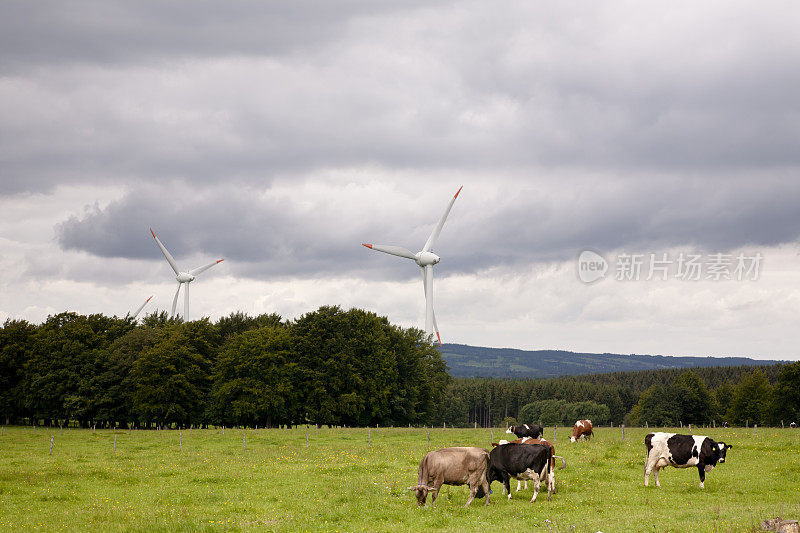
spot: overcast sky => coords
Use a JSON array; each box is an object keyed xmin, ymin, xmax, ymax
[{"xmin": 2, "ymin": 1, "xmax": 800, "ymax": 360}]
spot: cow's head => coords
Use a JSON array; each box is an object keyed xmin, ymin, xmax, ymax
[
  {"xmin": 716, "ymin": 442, "xmax": 732, "ymax": 463},
  {"xmin": 505, "ymin": 426, "xmax": 515, "ymax": 434},
  {"xmin": 407, "ymin": 484, "xmax": 436, "ymax": 506}
]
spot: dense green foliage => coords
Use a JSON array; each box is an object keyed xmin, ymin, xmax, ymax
[
  {"xmin": 518, "ymin": 399, "xmax": 610, "ymax": 426},
  {"xmin": 0, "ymin": 307, "xmax": 449, "ymax": 428},
  {"xmin": 439, "ymin": 364, "xmax": 797, "ymax": 428},
  {"xmin": 2, "ymin": 308, "xmax": 799, "ymax": 429}
]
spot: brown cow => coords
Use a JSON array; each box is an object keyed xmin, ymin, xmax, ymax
[
  {"xmin": 570, "ymin": 419, "xmax": 593, "ymax": 443},
  {"xmin": 407, "ymin": 447, "xmax": 491, "ymax": 507},
  {"xmin": 491, "ymin": 437, "xmax": 566, "ymax": 493}
]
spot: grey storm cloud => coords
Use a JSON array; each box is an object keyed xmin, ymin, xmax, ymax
[
  {"xmin": 4, "ymin": 1, "xmax": 800, "ymax": 195},
  {"xmin": 55, "ymin": 177, "xmax": 800, "ymax": 282}
]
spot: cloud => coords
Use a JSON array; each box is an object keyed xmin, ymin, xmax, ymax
[{"xmin": 4, "ymin": 1, "xmax": 800, "ymax": 195}]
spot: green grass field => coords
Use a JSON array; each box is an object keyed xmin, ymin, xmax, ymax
[{"xmin": 1, "ymin": 425, "xmax": 798, "ymax": 532}]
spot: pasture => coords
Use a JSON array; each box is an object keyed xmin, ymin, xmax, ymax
[{"xmin": 0, "ymin": 425, "xmax": 798, "ymax": 532}]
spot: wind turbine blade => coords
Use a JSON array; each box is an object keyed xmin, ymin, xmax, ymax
[
  {"xmin": 422, "ymin": 186, "xmax": 462, "ymax": 253},
  {"xmin": 189, "ymin": 259, "xmax": 224, "ymax": 277},
  {"xmin": 132, "ymin": 295, "xmax": 153, "ymax": 319},
  {"xmin": 184, "ymin": 282, "xmax": 189, "ymax": 322},
  {"xmin": 362, "ymin": 243, "xmax": 417, "ymax": 261},
  {"xmin": 424, "ymin": 264, "xmax": 435, "ymax": 339},
  {"xmin": 171, "ymin": 284, "xmax": 181, "ymax": 317},
  {"xmin": 150, "ymin": 228, "xmax": 181, "ymax": 276}
]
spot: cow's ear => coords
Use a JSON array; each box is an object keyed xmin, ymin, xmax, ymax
[{"xmin": 726, "ymin": 444, "xmax": 733, "ymax": 449}]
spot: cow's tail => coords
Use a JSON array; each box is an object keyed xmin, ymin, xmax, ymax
[{"xmin": 554, "ymin": 455, "xmax": 566, "ymax": 470}]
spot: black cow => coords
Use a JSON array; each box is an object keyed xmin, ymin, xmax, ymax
[
  {"xmin": 644, "ymin": 432, "xmax": 732, "ymax": 489},
  {"xmin": 506, "ymin": 424, "xmax": 543, "ymax": 439},
  {"xmin": 488, "ymin": 443, "xmax": 552, "ymax": 503}
]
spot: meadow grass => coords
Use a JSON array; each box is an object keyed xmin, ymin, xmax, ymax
[{"xmin": 1, "ymin": 425, "xmax": 799, "ymax": 531}]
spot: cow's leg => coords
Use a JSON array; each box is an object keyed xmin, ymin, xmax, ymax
[
  {"xmin": 430, "ymin": 480, "xmax": 443, "ymax": 506},
  {"xmin": 482, "ymin": 479, "xmax": 491, "ymax": 506},
  {"xmin": 465, "ymin": 483, "xmax": 477, "ymax": 507},
  {"xmin": 542, "ymin": 466, "xmax": 552, "ymax": 501},
  {"xmin": 697, "ymin": 464, "xmax": 706, "ymax": 489},
  {"xmin": 503, "ymin": 473, "xmax": 512, "ymax": 500},
  {"xmin": 530, "ymin": 475, "xmax": 540, "ymax": 503},
  {"xmin": 644, "ymin": 456, "xmax": 653, "ymax": 486},
  {"xmin": 654, "ymin": 466, "xmax": 661, "ymax": 488}
]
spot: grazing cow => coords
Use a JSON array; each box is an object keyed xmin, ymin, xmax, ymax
[
  {"xmin": 492, "ymin": 437, "xmax": 566, "ymax": 493},
  {"xmin": 488, "ymin": 443, "xmax": 552, "ymax": 503},
  {"xmin": 644, "ymin": 432, "xmax": 732, "ymax": 489},
  {"xmin": 506, "ymin": 423, "xmax": 543, "ymax": 439},
  {"xmin": 407, "ymin": 447, "xmax": 491, "ymax": 507},
  {"xmin": 570, "ymin": 419, "xmax": 593, "ymax": 443},
  {"xmin": 790, "ymin": 422, "xmax": 797, "ymax": 429},
  {"xmin": 722, "ymin": 421, "xmax": 730, "ymax": 428}
]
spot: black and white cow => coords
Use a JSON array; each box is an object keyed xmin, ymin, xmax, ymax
[
  {"xmin": 488, "ymin": 443, "xmax": 552, "ymax": 503},
  {"xmin": 644, "ymin": 432, "xmax": 732, "ymax": 489},
  {"xmin": 790, "ymin": 422, "xmax": 797, "ymax": 429},
  {"xmin": 506, "ymin": 424, "xmax": 543, "ymax": 439}
]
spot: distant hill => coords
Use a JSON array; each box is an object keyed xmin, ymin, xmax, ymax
[{"xmin": 439, "ymin": 343, "xmax": 784, "ymax": 378}]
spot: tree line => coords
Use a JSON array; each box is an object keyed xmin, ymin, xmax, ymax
[
  {"xmin": 440, "ymin": 363, "xmax": 799, "ymax": 428},
  {"xmin": 0, "ymin": 307, "xmax": 448, "ymax": 428},
  {"xmin": 2, "ymin": 307, "xmax": 799, "ymax": 429}
]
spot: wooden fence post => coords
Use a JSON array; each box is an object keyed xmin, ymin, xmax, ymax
[
  {"xmin": 114, "ymin": 434, "xmax": 117, "ymax": 454},
  {"xmin": 622, "ymin": 424, "xmax": 625, "ymax": 440},
  {"xmin": 754, "ymin": 424, "xmax": 757, "ymax": 436},
  {"xmin": 306, "ymin": 431, "xmax": 309, "ymax": 448},
  {"xmin": 369, "ymin": 428, "xmax": 371, "ymax": 446},
  {"xmin": 50, "ymin": 435, "xmax": 54, "ymax": 455},
  {"xmin": 427, "ymin": 428, "xmax": 430, "ymax": 447},
  {"xmin": 688, "ymin": 424, "xmax": 692, "ymax": 434},
  {"xmin": 179, "ymin": 431, "xmax": 182, "ymax": 452},
  {"xmin": 645, "ymin": 421, "xmax": 648, "ymax": 429},
  {"xmin": 554, "ymin": 426, "xmax": 557, "ymax": 441},
  {"xmin": 490, "ymin": 428, "xmax": 494, "ymax": 445},
  {"xmin": 243, "ymin": 432, "xmax": 246, "ymax": 452}
]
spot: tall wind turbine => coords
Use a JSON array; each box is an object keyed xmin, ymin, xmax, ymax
[
  {"xmin": 362, "ymin": 186, "xmax": 462, "ymax": 345},
  {"xmin": 150, "ymin": 228, "xmax": 224, "ymax": 321},
  {"xmin": 131, "ymin": 295, "xmax": 153, "ymax": 319}
]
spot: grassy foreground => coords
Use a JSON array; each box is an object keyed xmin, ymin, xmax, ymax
[{"xmin": 0, "ymin": 425, "xmax": 799, "ymax": 532}]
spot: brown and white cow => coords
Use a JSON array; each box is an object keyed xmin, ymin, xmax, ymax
[
  {"xmin": 570, "ymin": 419, "xmax": 593, "ymax": 443},
  {"xmin": 492, "ymin": 437, "xmax": 565, "ymax": 493},
  {"xmin": 407, "ymin": 447, "xmax": 491, "ymax": 507}
]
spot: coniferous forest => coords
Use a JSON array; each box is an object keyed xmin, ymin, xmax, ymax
[{"xmin": 1, "ymin": 307, "xmax": 799, "ymax": 429}]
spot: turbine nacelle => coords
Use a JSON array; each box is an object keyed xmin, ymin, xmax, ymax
[
  {"xmin": 415, "ymin": 251, "xmax": 440, "ymax": 266},
  {"xmin": 176, "ymin": 272, "xmax": 195, "ymax": 283}
]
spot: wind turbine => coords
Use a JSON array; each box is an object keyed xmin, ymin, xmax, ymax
[
  {"xmin": 150, "ymin": 228, "xmax": 224, "ymax": 321},
  {"xmin": 362, "ymin": 186, "xmax": 462, "ymax": 345},
  {"xmin": 131, "ymin": 295, "xmax": 153, "ymax": 319}
]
